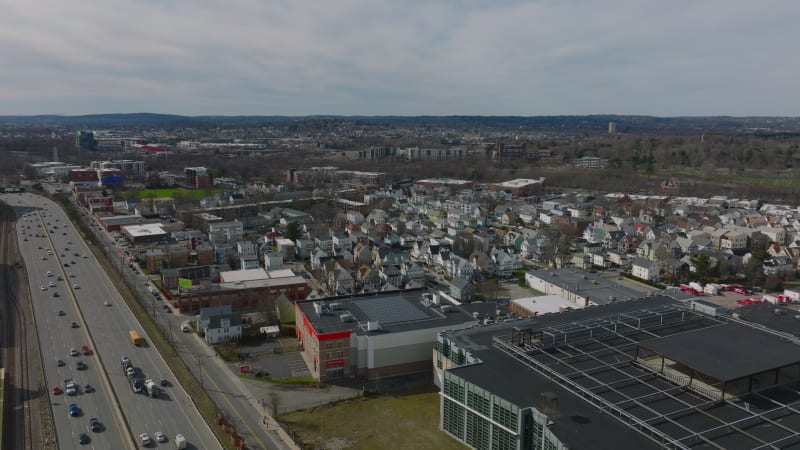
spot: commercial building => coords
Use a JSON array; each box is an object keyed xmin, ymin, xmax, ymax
[
  {"xmin": 175, "ymin": 270, "xmax": 308, "ymax": 314},
  {"xmin": 184, "ymin": 167, "xmax": 213, "ymax": 189},
  {"xmin": 436, "ymin": 296, "xmax": 800, "ymax": 450},
  {"xmin": 90, "ymin": 160, "xmax": 145, "ymax": 177},
  {"xmin": 121, "ymin": 223, "xmax": 168, "ymax": 245},
  {"xmin": 524, "ymin": 268, "xmax": 644, "ymax": 307},
  {"xmin": 295, "ymin": 290, "xmax": 477, "ymax": 382},
  {"xmin": 489, "ymin": 178, "xmax": 545, "ymax": 197}
]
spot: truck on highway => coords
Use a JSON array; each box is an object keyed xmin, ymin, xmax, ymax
[
  {"xmin": 63, "ymin": 378, "xmax": 78, "ymax": 396},
  {"xmin": 175, "ymin": 434, "xmax": 187, "ymax": 449},
  {"xmin": 129, "ymin": 330, "xmax": 142, "ymax": 346},
  {"xmin": 145, "ymin": 379, "xmax": 161, "ymax": 397}
]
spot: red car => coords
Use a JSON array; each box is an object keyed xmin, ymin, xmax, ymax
[
  {"xmin": 81, "ymin": 345, "xmax": 92, "ymax": 355},
  {"xmin": 52, "ymin": 386, "xmax": 62, "ymax": 395}
]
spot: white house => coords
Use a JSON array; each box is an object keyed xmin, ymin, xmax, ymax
[
  {"xmin": 204, "ymin": 313, "xmax": 243, "ymax": 344},
  {"xmin": 631, "ymin": 257, "xmax": 660, "ymax": 282}
]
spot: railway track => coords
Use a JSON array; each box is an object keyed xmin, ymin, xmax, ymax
[{"xmin": 0, "ymin": 200, "xmax": 36, "ymax": 450}]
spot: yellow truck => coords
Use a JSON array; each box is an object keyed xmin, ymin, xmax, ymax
[{"xmin": 129, "ymin": 330, "xmax": 142, "ymax": 346}]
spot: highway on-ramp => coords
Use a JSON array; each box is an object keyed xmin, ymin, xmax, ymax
[{"xmin": 5, "ymin": 193, "xmax": 221, "ymax": 450}]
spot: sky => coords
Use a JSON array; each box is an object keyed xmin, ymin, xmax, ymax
[{"xmin": 1, "ymin": 0, "xmax": 799, "ymax": 116}]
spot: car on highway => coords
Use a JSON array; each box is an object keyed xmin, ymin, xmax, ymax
[
  {"xmin": 52, "ymin": 292, "xmax": 60, "ymax": 297},
  {"xmin": 81, "ymin": 345, "xmax": 91, "ymax": 355},
  {"xmin": 68, "ymin": 403, "xmax": 81, "ymax": 417},
  {"xmin": 89, "ymin": 417, "xmax": 102, "ymax": 432},
  {"xmin": 139, "ymin": 432, "xmax": 152, "ymax": 446},
  {"xmin": 104, "ymin": 301, "xmax": 111, "ymax": 306},
  {"xmin": 46, "ymin": 271, "xmax": 53, "ymax": 276},
  {"xmin": 40, "ymin": 285, "xmax": 47, "ymax": 291},
  {"xmin": 58, "ymin": 310, "xmax": 65, "ymax": 316},
  {"xmin": 68, "ymin": 272, "xmax": 75, "ymax": 278},
  {"xmin": 41, "ymin": 256, "xmax": 47, "ymax": 260},
  {"xmin": 76, "ymin": 361, "xmax": 87, "ymax": 370},
  {"xmin": 48, "ymin": 281, "xmax": 56, "ymax": 287},
  {"xmin": 71, "ymin": 321, "xmax": 78, "ymax": 328},
  {"xmin": 51, "ymin": 386, "xmax": 62, "ymax": 395},
  {"xmin": 69, "ymin": 348, "xmax": 79, "ymax": 356},
  {"xmin": 73, "ymin": 283, "xmax": 80, "ymax": 289},
  {"xmin": 155, "ymin": 431, "xmax": 167, "ymax": 442},
  {"xmin": 78, "ymin": 432, "xmax": 90, "ymax": 444},
  {"xmin": 84, "ymin": 384, "xmax": 93, "ymax": 393},
  {"xmin": 56, "ymin": 359, "xmax": 65, "ymax": 367}
]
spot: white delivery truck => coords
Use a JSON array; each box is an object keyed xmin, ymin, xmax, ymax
[{"xmin": 175, "ymin": 434, "xmax": 187, "ymax": 449}]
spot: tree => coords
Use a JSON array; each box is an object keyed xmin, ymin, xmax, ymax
[
  {"xmin": 749, "ymin": 232, "xmax": 770, "ymax": 261},
  {"xmin": 690, "ymin": 253, "xmax": 713, "ymax": 283},
  {"xmin": 284, "ymin": 221, "xmax": 301, "ymax": 242}
]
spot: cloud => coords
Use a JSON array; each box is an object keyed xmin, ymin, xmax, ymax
[{"xmin": 0, "ymin": 0, "xmax": 798, "ymax": 115}]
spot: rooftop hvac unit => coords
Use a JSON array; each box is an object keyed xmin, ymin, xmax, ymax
[
  {"xmin": 441, "ymin": 305, "xmax": 452, "ymax": 313},
  {"xmin": 366, "ymin": 321, "xmax": 381, "ymax": 331},
  {"xmin": 313, "ymin": 301, "xmax": 324, "ymax": 315},
  {"xmin": 330, "ymin": 302, "xmax": 343, "ymax": 311},
  {"xmin": 340, "ymin": 313, "xmax": 354, "ymax": 323}
]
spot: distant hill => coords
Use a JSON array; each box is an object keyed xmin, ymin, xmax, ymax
[{"xmin": 1, "ymin": 113, "xmax": 800, "ymax": 133}]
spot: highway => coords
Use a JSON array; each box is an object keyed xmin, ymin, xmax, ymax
[
  {"xmin": 7, "ymin": 194, "xmax": 127, "ymax": 449},
  {"xmin": 5, "ymin": 193, "xmax": 220, "ymax": 450}
]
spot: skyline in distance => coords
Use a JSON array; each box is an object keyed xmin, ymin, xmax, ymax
[{"xmin": 1, "ymin": 0, "xmax": 799, "ymax": 117}]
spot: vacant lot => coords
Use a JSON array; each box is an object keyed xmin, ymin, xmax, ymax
[{"xmin": 280, "ymin": 389, "xmax": 466, "ymax": 450}]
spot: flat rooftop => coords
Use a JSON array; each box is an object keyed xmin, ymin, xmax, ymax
[
  {"xmin": 298, "ymin": 290, "xmax": 476, "ymax": 336},
  {"xmin": 122, "ymin": 223, "xmax": 167, "ymax": 237},
  {"xmin": 641, "ymin": 323, "xmax": 800, "ymax": 382},
  {"xmin": 511, "ymin": 295, "xmax": 585, "ymax": 315},
  {"xmin": 448, "ymin": 296, "xmax": 800, "ymax": 449},
  {"xmin": 493, "ymin": 178, "xmax": 545, "ymax": 188},
  {"xmin": 528, "ymin": 268, "xmax": 646, "ymax": 305}
]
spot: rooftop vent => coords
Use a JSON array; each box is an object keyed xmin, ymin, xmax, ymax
[
  {"xmin": 441, "ymin": 305, "xmax": 453, "ymax": 313},
  {"xmin": 330, "ymin": 302, "xmax": 343, "ymax": 311},
  {"xmin": 366, "ymin": 321, "xmax": 381, "ymax": 332},
  {"xmin": 340, "ymin": 312, "xmax": 355, "ymax": 323}
]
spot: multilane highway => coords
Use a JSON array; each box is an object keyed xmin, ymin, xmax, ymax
[{"xmin": 5, "ymin": 193, "xmax": 220, "ymax": 450}]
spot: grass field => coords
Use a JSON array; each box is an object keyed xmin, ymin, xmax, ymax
[
  {"xmin": 280, "ymin": 390, "xmax": 467, "ymax": 450},
  {"xmin": 121, "ymin": 187, "xmax": 225, "ymax": 200}
]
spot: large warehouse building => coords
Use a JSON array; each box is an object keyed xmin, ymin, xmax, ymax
[
  {"xmin": 436, "ymin": 295, "xmax": 800, "ymax": 450},
  {"xmin": 295, "ymin": 290, "xmax": 477, "ymax": 381}
]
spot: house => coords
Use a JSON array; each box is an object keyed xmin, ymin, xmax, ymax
[
  {"xmin": 328, "ymin": 268, "xmax": 356, "ymax": 295},
  {"xmin": 447, "ymin": 255, "xmax": 475, "ymax": 281},
  {"xmin": 450, "ymin": 278, "xmax": 476, "ymax": 302},
  {"xmin": 763, "ymin": 256, "xmax": 795, "ymax": 276},
  {"xmin": 401, "ymin": 261, "xmax": 426, "ymax": 285},
  {"xmin": 197, "ymin": 305, "xmax": 233, "ymax": 332},
  {"xmin": 204, "ymin": 313, "xmax": 243, "ymax": 344},
  {"xmin": 380, "ymin": 264, "xmax": 403, "ymax": 287},
  {"xmin": 631, "ymin": 257, "xmax": 661, "ymax": 282}
]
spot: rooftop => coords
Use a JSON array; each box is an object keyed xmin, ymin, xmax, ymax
[
  {"xmin": 493, "ymin": 178, "xmax": 545, "ymax": 188},
  {"xmin": 528, "ymin": 268, "xmax": 646, "ymax": 305},
  {"xmin": 297, "ymin": 290, "xmax": 476, "ymax": 336},
  {"xmin": 443, "ymin": 296, "xmax": 800, "ymax": 449},
  {"xmin": 122, "ymin": 223, "xmax": 167, "ymax": 237}
]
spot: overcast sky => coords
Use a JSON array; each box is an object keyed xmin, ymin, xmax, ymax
[{"xmin": 1, "ymin": 0, "xmax": 798, "ymax": 116}]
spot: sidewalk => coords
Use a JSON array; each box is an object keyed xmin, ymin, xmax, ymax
[{"xmin": 180, "ymin": 330, "xmax": 301, "ymax": 450}]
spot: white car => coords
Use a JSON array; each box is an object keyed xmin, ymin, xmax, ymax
[
  {"xmin": 139, "ymin": 433, "xmax": 152, "ymax": 446},
  {"xmin": 155, "ymin": 431, "xmax": 166, "ymax": 442},
  {"xmin": 46, "ymin": 271, "xmax": 53, "ymax": 277},
  {"xmin": 68, "ymin": 273, "xmax": 75, "ymax": 278},
  {"xmin": 69, "ymin": 348, "xmax": 79, "ymax": 357},
  {"xmin": 72, "ymin": 284, "xmax": 80, "ymax": 289},
  {"xmin": 40, "ymin": 285, "xmax": 47, "ymax": 291},
  {"xmin": 48, "ymin": 281, "xmax": 56, "ymax": 287},
  {"xmin": 104, "ymin": 301, "xmax": 111, "ymax": 306}
]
